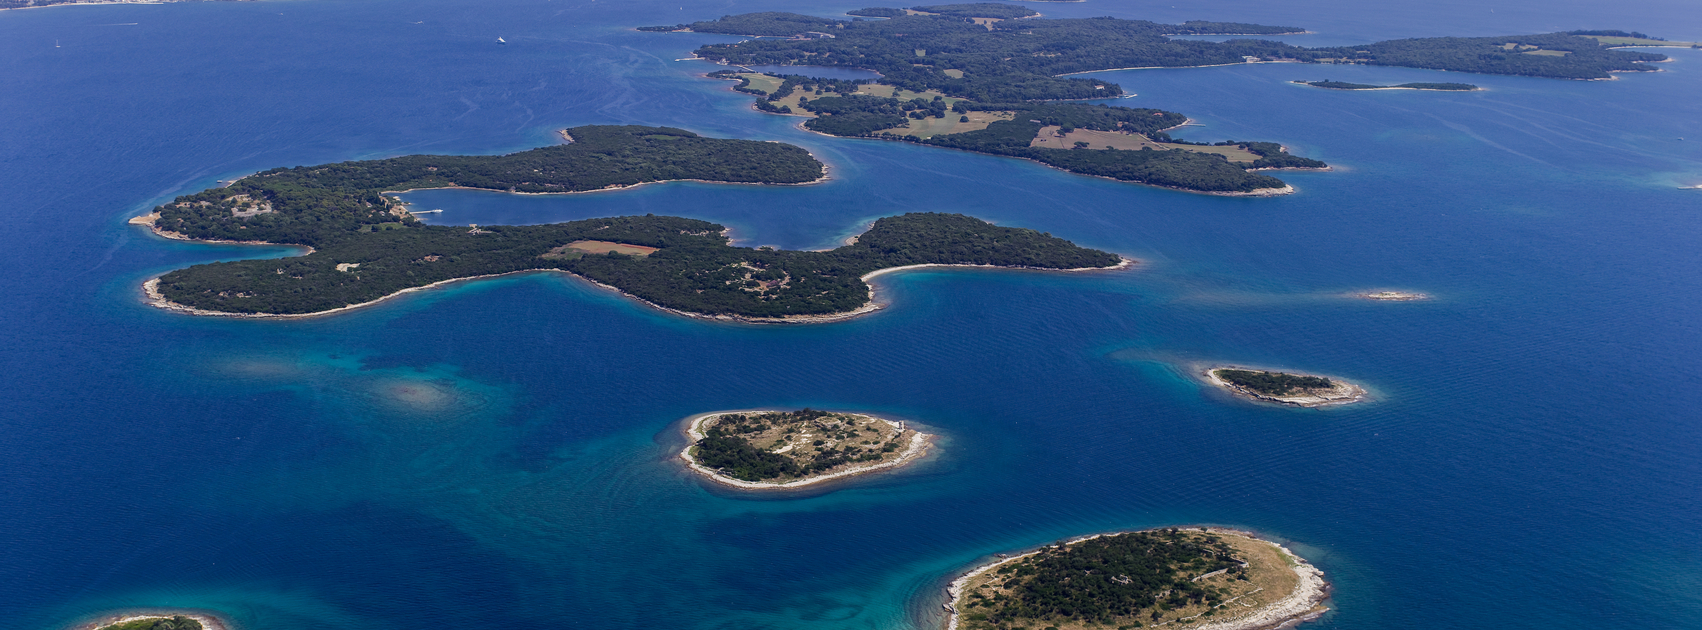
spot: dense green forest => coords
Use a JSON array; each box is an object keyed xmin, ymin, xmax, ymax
[
  {"xmin": 1300, "ymin": 80, "xmax": 1479, "ymax": 90},
  {"xmin": 1311, "ymin": 32, "xmax": 1667, "ymax": 79},
  {"xmin": 1215, "ymin": 369, "xmax": 1334, "ymax": 395},
  {"xmin": 96, "ymin": 617, "xmax": 203, "ymax": 630},
  {"xmin": 152, "ymin": 211, "xmax": 1120, "ymax": 317},
  {"xmin": 961, "ymin": 530, "xmax": 1244, "ymax": 627},
  {"xmin": 653, "ymin": 9, "xmax": 1665, "ymax": 88},
  {"xmin": 148, "ymin": 126, "xmax": 822, "ymax": 248}
]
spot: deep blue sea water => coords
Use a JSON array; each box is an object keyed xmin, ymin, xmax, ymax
[{"xmin": 2, "ymin": 1, "xmax": 1700, "ymax": 629}]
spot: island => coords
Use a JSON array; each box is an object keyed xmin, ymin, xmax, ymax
[
  {"xmin": 946, "ymin": 528, "xmax": 1328, "ymax": 630},
  {"xmin": 1206, "ymin": 368, "xmax": 1365, "ymax": 407},
  {"xmin": 78, "ymin": 613, "xmax": 224, "ymax": 630},
  {"xmin": 134, "ymin": 127, "xmax": 1124, "ymax": 320},
  {"xmin": 1296, "ymin": 80, "xmax": 1479, "ymax": 91},
  {"xmin": 680, "ymin": 408, "xmax": 930, "ymax": 489},
  {"xmin": 652, "ymin": 5, "xmax": 1329, "ymax": 195},
  {"xmin": 643, "ymin": 6, "xmax": 1670, "ymax": 192}
]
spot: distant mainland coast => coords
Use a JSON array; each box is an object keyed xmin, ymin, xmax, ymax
[
  {"xmin": 73, "ymin": 611, "xmax": 227, "ymax": 630},
  {"xmin": 134, "ymin": 132, "xmax": 1126, "ymax": 322},
  {"xmin": 943, "ymin": 527, "xmax": 1328, "ymax": 630},
  {"xmin": 1, "ymin": 0, "xmax": 250, "ymax": 11},
  {"xmin": 1206, "ymin": 367, "xmax": 1365, "ymax": 407},
  {"xmin": 680, "ymin": 409, "xmax": 931, "ymax": 489}
]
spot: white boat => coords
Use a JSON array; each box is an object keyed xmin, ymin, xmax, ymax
[
  {"xmin": 497, "ymin": 37, "xmax": 507, "ymax": 44},
  {"xmin": 409, "ymin": 209, "xmax": 444, "ymax": 214}
]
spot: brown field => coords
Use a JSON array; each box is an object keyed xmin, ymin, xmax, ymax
[
  {"xmin": 955, "ymin": 530, "xmax": 1305, "ymax": 630},
  {"xmin": 1029, "ymin": 126, "xmax": 1261, "ymax": 162},
  {"xmin": 878, "ymin": 109, "xmax": 1015, "ymax": 139},
  {"xmin": 541, "ymin": 240, "xmax": 659, "ymax": 259}
]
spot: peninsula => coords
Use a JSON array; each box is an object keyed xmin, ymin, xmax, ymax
[
  {"xmin": 1296, "ymin": 80, "xmax": 1479, "ymax": 91},
  {"xmin": 945, "ymin": 528, "xmax": 1328, "ymax": 630},
  {"xmin": 137, "ymin": 129, "xmax": 1122, "ymax": 320},
  {"xmin": 681, "ymin": 408, "xmax": 929, "ymax": 489},
  {"xmin": 1206, "ymin": 368, "xmax": 1364, "ymax": 407}
]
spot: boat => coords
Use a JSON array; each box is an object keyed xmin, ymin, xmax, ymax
[
  {"xmin": 497, "ymin": 37, "xmax": 507, "ymax": 44},
  {"xmin": 409, "ymin": 209, "xmax": 444, "ymax": 214}
]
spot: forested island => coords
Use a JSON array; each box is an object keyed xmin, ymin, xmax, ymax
[
  {"xmin": 655, "ymin": 6, "xmax": 1667, "ymax": 82},
  {"xmin": 136, "ymin": 129, "xmax": 1121, "ymax": 320},
  {"xmin": 1297, "ymin": 80, "xmax": 1479, "ymax": 91},
  {"xmin": 681, "ymin": 409, "xmax": 929, "ymax": 488},
  {"xmin": 946, "ymin": 528, "xmax": 1328, "ymax": 630},
  {"xmin": 80, "ymin": 614, "xmax": 222, "ymax": 630},
  {"xmin": 1207, "ymin": 368, "xmax": 1364, "ymax": 407}
]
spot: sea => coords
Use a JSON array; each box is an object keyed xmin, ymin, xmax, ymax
[{"xmin": 1, "ymin": 0, "xmax": 1699, "ymax": 628}]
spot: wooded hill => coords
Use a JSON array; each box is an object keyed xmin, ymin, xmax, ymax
[{"xmin": 153, "ymin": 211, "xmax": 1120, "ymax": 318}]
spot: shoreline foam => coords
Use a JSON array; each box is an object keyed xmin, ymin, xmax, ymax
[
  {"xmin": 943, "ymin": 527, "xmax": 1328, "ymax": 630},
  {"xmin": 678, "ymin": 410, "xmax": 932, "ymax": 490}
]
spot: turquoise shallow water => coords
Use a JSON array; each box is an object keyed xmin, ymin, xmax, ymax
[{"xmin": 2, "ymin": 1, "xmax": 1700, "ymax": 629}]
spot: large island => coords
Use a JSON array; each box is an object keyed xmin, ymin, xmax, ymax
[
  {"xmin": 946, "ymin": 528, "xmax": 1328, "ymax": 630},
  {"xmin": 681, "ymin": 408, "xmax": 930, "ymax": 489},
  {"xmin": 644, "ymin": 4, "xmax": 1669, "ymax": 193},
  {"xmin": 136, "ymin": 125, "xmax": 1124, "ymax": 320}
]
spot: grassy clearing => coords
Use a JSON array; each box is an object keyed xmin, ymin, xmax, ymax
[
  {"xmin": 1029, "ymin": 126, "xmax": 1261, "ymax": 163},
  {"xmin": 542, "ymin": 240, "xmax": 659, "ymax": 258},
  {"xmin": 943, "ymin": 68, "xmax": 965, "ymax": 78},
  {"xmin": 853, "ymin": 83, "xmax": 968, "ymax": 106},
  {"xmin": 956, "ymin": 530, "xmax": 1304, "ymax": 630},
  {"xmin": 1522, "ymin": 49, "xmax": 1571, "ymax": 56},
  {"xmin": 736, "ymin": 73, "xmax": 783, "ymax": 94},
  {"xmin": 879, "ymin": 110, "xmax": 1015, "ymax": 139}
]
